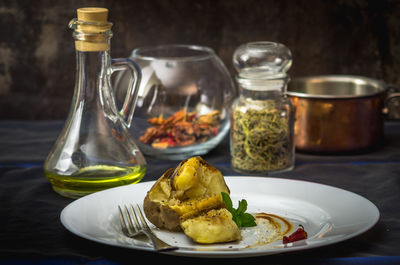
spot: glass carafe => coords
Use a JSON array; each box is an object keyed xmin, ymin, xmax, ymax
[{"xmin": 44, "ymin": 8, "xmax": 146, "ymax": 198}]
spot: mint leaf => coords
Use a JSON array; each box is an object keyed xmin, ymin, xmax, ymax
[
  {"xmin": 221, "ymin": 191, "xmax": 233, "ymax": 210},
  {"xmin": 241, "ymin": 213, "xmax": 257, "ymax": 227},
  {"xmin": 236, "ymin": 199, "xmax": 247, "ymax": 215},
  {"xmin": 235, "ymin": 216, "xmax": 242, "ymax": 227},
  {"xmin": 221, "ymin": 192, "xmax": 256, "ymax": 228}
]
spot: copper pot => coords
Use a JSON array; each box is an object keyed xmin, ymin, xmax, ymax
[{"xmin": 287, "ymin": 75, "xmax": 400, "ymax": 153}]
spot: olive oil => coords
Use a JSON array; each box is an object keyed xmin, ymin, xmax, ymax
[{"xmin": 45, "ymin": 165, "xmax": 146, "ymax": 198}]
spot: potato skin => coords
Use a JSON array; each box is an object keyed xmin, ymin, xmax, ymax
[
  {"xmin": 143, "ymin": 194, "xmax": 181, "ymax": 231},
  {"xmin": 142, "ymin": 168, "xmax": 182, "ymax": 231}
]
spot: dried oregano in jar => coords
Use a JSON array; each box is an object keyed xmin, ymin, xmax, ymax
[
  {"xmin": 231, "ymin": 99, "xmax": 293, "ymax": 173},
  {"xmin": 230, "ymin": 41, "xmax": 294, "ymax": 174}
]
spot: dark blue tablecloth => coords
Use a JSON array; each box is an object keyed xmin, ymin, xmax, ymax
[{"xmin": 1, "ymin": 120, "xmax": 399, "ymax": 264}]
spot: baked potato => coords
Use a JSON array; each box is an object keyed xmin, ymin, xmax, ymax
[{"xmin": 143, "ymin": 156, "xmax": 241, "ymax": 243}]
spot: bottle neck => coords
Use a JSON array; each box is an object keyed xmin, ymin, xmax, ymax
[
  {"xmin": 70, "ymin": 47, "xmax": 119, "ymax": 123},
  {"xmin": 76, "ymin": 49, "xmax": 110, "ymax": 98},
  {"xmin": 70, "ymin": 17, "xmax": 113, "ymax": 52}
]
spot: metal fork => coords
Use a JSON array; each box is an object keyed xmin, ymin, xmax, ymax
[{"xmin": 118, "ymin": 204, "xmax": 178, "ymax": 251}]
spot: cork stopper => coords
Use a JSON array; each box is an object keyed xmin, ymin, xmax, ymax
[
  {"xmin": 73, "ymin": 7, "xmax": 113, "ymax": 52},
  {"xmin": 77, "ymin": 7, "xmax": 108, "ymax": 23}
]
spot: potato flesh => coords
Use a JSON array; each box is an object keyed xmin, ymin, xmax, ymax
[
  {"xmin": 150, "ymin": 157, "xmax": 230, "ymax": 209},
  {"xmin": 181, "ymin": 208, "xmax": 241, "ymax": 244},
  {"xmin": 172, "ymin": 158, "xmax": 207, "ymax": 200},
  {"xmin": 172, "ymin": 157, "xmax": 229, "ymax": 200},
  {"xmin": 148, "ymin": 176, "xmax": 170, "ymax": 202},
  {"xmin": 173, "ymin": 162, "xmax": 198, "ymax": 192},
  {"xmin": 171, "ymin": 195, "xmax": 224, "ymax": 219},
  {"xmin": 159, "ymin": 180, "xmax": 171, "ymax": 198}
]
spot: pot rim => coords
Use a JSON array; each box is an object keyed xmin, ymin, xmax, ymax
[{"xmin": 287, "ymin": 75, "xmax": 387, "ymax": 99}]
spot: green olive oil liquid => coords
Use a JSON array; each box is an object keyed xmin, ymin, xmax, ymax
[{"xmin": 45, "ymin": 165, "xmax": 146, "ymax": 198}]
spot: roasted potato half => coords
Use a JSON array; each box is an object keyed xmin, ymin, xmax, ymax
[
  {"xmin": 143, "ymin": 156, "xmax": 238, "ymax": 243},
  {"xmin": 181, "ymin": 208, "xmax": 241, "ymax": 244}
]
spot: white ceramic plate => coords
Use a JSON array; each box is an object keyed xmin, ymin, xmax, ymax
[{"xmin": 60, "ymin": 177, "xmax": 379, "ymax": 258}]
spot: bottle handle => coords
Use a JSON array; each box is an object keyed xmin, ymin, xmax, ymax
[{"xmin": 110, "ymin": 58, "xmax": 142, "ymax": 128}]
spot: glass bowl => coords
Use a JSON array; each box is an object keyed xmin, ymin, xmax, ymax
[{"xmin": 119, "ymin": 44, "xmax": 236, "ymax": 160}]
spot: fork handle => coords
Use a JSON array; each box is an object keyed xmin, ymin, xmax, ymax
[{"xmin": 143, "ymin": 231, "xmax": 178, "ymax": 251}]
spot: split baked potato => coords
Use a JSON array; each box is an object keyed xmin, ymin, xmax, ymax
[{"xmin": 143, "ymin": 156, "xmax": 241, "ymax": 243}]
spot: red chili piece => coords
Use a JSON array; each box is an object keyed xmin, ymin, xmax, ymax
[{"xmin": 283, "ymin": 225, "xmax": 308, "ymax": 244}]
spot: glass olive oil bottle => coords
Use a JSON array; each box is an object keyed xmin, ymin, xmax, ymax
[{"xmin": 44, "ymin": 8, "xmax": 146, "ymax": 198}]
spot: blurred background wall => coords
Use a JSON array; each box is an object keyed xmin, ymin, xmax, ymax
[{"xmin": 0, "ymin": 0, "xmax": 399, "ymax": 120}]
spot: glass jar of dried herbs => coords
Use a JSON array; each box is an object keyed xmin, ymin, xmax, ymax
[{"xmin": 230, "ymin": 41, "xmax": 295, "ymax": 174}]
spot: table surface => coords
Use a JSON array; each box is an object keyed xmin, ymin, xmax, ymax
[{"xmin": 1, "ymin": 120, "xmax": 399, "ymax": 265}]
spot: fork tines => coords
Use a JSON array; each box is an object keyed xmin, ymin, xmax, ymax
[{"xmin": 118, "ymin": 203, "xmax": 178, "ymax": 251}]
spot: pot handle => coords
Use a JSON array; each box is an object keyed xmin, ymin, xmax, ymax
[{"xmin": 383, "ymin": 85, "xmax": 400, "ymax": 115}]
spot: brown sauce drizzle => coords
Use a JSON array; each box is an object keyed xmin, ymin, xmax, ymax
[
  {"xmin": 255, "ymin": 212, "xmax": 293, "ymax": 234},
  {"xmin": 246, "ymin": 212, "xmax": 293, "ymax": 248}
]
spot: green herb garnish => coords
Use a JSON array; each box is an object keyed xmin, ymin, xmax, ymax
[{"xmin": 221, "ymin": 192, "xmax": 256, "ymax": 227}]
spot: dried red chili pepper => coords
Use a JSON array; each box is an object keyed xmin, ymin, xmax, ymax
[
  {"xmin": 282, "ymin": 225, "xmax": 308, "ymax": 244},
  {"xmin": 139, "ymin": 109, "xmax": 221, "ymax": 149}
]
